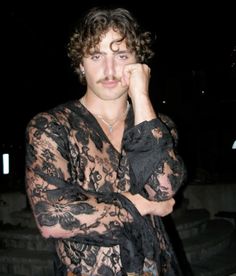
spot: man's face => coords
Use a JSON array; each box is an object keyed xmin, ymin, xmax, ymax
[{"xmin": 81, "ymin": 29, "xmax": 137, "ymax": 101}]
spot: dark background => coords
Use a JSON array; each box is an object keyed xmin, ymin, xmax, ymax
[{"xmin": 1, "ymin": 1, "xmax": 235, "ymax": 190}]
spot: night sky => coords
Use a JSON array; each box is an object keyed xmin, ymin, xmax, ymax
[{"xmin": 2, "ymin": 1, "xmax": 235, "ymax": 182}]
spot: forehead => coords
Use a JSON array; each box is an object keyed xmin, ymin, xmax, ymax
[{"xmin": 97, "ymin": 29, "xmax": 128, "ymax": 50}]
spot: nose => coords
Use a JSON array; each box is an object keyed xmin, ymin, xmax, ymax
[{"xmin": 104, "ymin": 57, "xmax": 116, "ymax": 78}]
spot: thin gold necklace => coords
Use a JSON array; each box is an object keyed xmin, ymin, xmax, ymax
[{"xmin": 80, "ymin": 97, "xmax": 130, "ymax": 133}]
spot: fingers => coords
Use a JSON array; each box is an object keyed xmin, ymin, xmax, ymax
[
  {"xmin": 161, "ymin": 198, "xmax": 175, "ymax": 217},
  {"xmin": 169, "ymin": 197, "xmax": 175, "ymax": 206},
  {"xmin": 151, "ymin": 198, "xmax": 175, "ymax": 217},
  {"xmin": 121, "ymin": 63, "xmax": 151, "ymax": 98},
  {"xmin": 123, "ymin": 63, "xmax": 150, "ymax": 77}
]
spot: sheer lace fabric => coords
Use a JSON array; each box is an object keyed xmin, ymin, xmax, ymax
[{"xmin": 25, "ymin": 100, "xmax": 185, "ymax": 275}]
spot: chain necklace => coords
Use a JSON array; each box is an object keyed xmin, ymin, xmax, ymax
[{"xmin": 80, "ymin": 97, "xmax": 130, "ymax": 133}]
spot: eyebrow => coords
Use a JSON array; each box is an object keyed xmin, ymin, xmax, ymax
[{"xmin": 90, "ymin": 50, "xmax": 131, "ymax": 55}]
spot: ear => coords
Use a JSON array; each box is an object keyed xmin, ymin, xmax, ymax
[{"xmin": 79, "ymin": 64, "xmax": 84, "ymax": 73}]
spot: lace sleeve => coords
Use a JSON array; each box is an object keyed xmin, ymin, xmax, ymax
[
  {"xmin": 123, "ymin": 116, "xmax": 186, "ymax": 200},
  {"xmin": 25, "ymin": 113, "xmax": 132, "ymax": 242}
]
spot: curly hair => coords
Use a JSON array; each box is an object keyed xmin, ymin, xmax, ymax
[{"xmin": 67, "ymin": 7, "xmax": 154, "ymax": 84}]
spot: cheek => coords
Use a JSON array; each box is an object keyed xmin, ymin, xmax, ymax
[
  {"xmin": 85, "ymin": 69, "xmax": 102, "ymax": 85},
  {"xmin": 115, "ymin": 62, "xmax": 127, "ymax": 74},
  {"xmin": 85, "ymin": 73, "xmax": 96, "ymax": 84},
  {"xmin": 85, "ymin": 64, "xmax": 99, "ymax": 75}
]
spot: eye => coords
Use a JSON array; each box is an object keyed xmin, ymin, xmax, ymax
[
  {"xmin": 118, "ymin": 54, "xmax": 128, "ymax": 60},
  {"xmin": 91, "ymin": 54, "xmax": 101, "ymax": 61}
]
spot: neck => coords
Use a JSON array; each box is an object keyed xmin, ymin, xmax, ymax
[{"xmin": 80, "ymin": 97, "xmax": 130, "ymax": 133}]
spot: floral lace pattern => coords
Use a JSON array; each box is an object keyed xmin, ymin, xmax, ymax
[{"xmin": 25, "ymin": 100, "xmax": 185, "ymax": 275}]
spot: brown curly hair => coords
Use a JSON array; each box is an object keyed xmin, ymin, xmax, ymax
[{"xmin": 67, "ymin": 7, "xmax": 154, "ymax": 84}]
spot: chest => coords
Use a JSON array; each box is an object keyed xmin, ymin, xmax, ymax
[{"xmin": 69, "ymin": 127, "xmax": 129, "ymax": 192}]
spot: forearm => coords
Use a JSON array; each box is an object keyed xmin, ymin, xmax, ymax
[
  {"xmin": 26, "ymin": 160, "xmax": 132, "ymax": 241},
  {"xmin": 123, "ymin": 115, "xmax": 185, "ymax": 200},
  {"xmin": 27, "ymin": 179, "xmax": 132, "ymax": 240},
  {"xmin": 131, "ymin": 95, "xmax": 156, "ymax": 125}
]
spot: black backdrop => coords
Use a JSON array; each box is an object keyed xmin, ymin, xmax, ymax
[{"xmin": 1, "ymin": 1, "xmax": 235, "ymax": 188}]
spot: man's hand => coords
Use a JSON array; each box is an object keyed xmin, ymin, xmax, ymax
[
  {"xmin": 124, "ymin": 192, "xmax": 175, "ymax": 217},
  {"xmin": 121, "ymin": 63, "xmax": 151, "ymax": 100},
  {"xmin": 121, "ymin": 63, "xmax": 156, "ymax": 124}
]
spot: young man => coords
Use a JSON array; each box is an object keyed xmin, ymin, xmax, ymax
[{"xmin": 25, "ymin": 7, "xmax": 185, "ymax": 276}]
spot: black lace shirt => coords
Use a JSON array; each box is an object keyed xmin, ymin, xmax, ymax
[{"xmin": 25, "ymin": 100, "xmax": 185, "ymax": 275}]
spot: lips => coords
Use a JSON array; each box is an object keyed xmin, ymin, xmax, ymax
[{"xmin": 101, "ymin": 80, "xmax": 119, "ymax": 88}]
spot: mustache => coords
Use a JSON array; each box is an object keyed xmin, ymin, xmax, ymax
[{"xmin": 97, "ymin": 76, "xmax": 121, "ymax": 83}]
